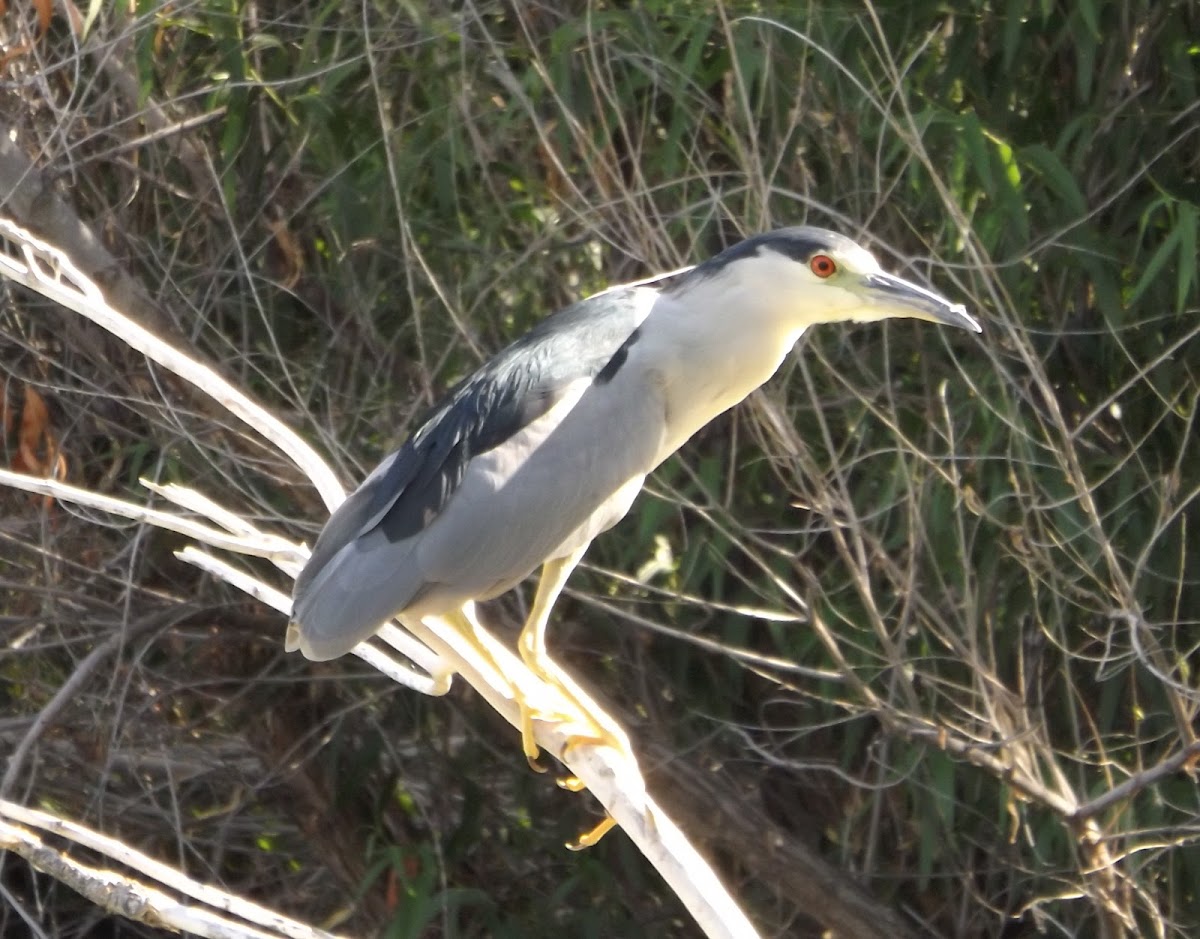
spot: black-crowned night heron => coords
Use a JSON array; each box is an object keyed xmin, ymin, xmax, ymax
[{"xmin": 288, "ymin": 226, "xmax": 979, "ymax": 775}]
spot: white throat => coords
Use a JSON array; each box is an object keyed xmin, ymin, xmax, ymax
[{"xmin": 637, "ymin": 275, "xmax": 810, "ymax": 462}]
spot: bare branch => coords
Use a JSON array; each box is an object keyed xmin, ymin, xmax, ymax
[
  {"xmin": 1073, "ymin": 741, "xmax": 1200, "ymax": 821},
  {"xmin": 0, "ymin": 217, "xmax": 345, "ymax": 510},
  {"xmin": 0, "ymin": 803, "xmax": 345, "ymax": 939}
]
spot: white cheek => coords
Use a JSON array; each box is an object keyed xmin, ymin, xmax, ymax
[{"xmin": 779, "ymin": 281, "xmax": 861, "ymax": 326}]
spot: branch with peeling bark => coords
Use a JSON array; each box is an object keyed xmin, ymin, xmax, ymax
[
  {"xmin": 0, "ymin": 216, "xmax": 760, "ymax": 939},
  {"xmin": 0, "ymin": 801, "xmax": 346, "ymax": 939}
]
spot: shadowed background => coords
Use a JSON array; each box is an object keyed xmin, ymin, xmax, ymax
[{"xmin": 1, "ymin": 2, "xmax": 1197, "ymax": 937}]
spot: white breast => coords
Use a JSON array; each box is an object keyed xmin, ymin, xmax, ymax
[{"xmin": 633, "ymin": 289, "xmax": 806, "ymax": 467}]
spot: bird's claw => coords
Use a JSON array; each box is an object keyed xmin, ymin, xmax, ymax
[
  {"xmin": 518, "ymin": 699, "xmax": 548, "ymax": 772},
  {"xmin": 560, "ymin": 731, "xmax": 613, "ymax": 761},
  {"xmin": 566, "ymin": 815, "xmax": 617, "ymax": 851}
]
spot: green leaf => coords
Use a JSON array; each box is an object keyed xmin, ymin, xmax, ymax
[
  {"xmin": 1021, "ymin": 144, "xmax": 1087, "ymax": 217},
  {"xmin": 1071, "ymin": 8, "xmax": 1099, "ymax": 102},
  {"xmin": 1002, "ymin": 0, "xmax": 1025, "ymax": 72},
  {"xmin": 961, "ymin": 114, "xmax": 994, "ymax": 195},
  {"xmin": 1176, "ymin": 204, "xmax": 1197, "ymax": 312},
  {"xmin": 1128, "ymin": 221, "xmax": 1182, "ymax": 309},
  {"xmin": 1078, "ymin": 0, "xmax": 1101, "ymax": 38}
]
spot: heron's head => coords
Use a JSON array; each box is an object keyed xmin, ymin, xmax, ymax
[{"xmin": 674, "ymin": 226, "xmax": 981, "ymax": 335}]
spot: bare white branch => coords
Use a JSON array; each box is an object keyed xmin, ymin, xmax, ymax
[
  {"xmin": 0, "ymin": 469, "xmax": 303, "ymax": 563},
  {"xmin": 0, "ymin": 217, "xmax": 345, "ymax": 510},
  {"xmin": 0, "ymin": 803, "xmax": 346, "ymax": 939}
]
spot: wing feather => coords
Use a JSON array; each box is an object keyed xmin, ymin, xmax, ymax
[{"xmin": 292, "ymin": 285, "xmax": 651, "ymax": 610}]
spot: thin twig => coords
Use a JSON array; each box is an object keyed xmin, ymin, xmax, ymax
[{"xmin": 1072, "ymin": 741, "xmax": 1200, "ymax": 821}]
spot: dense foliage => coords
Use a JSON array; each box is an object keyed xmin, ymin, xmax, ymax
[{"xmin": 2, "ymin": 1, "xmax": 1196, "ymax": 937}]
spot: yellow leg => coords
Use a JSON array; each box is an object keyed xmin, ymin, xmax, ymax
[
  {"xmin": 442, "ymin": 569, "xmax": 632, "ymax": 851},
  {"xmin": 517, "ymin": 550, "xmax": 585, "ymax": 672},
  {"xmin": 441, "ymin": 607, "xmax": 545, "ymax": 769},
  {"xmin": 517, "ymin": 549, "xmax": 635, "ymax": 764}
]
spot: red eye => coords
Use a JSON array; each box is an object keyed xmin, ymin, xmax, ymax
[{"xmin": 810, "ymin": 254, "xmax": 837, "ymax": 278}]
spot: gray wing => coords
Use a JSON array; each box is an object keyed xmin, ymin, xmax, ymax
[{"xmin": 290, "ymin": 286, "xmax": 649, "ymax": 658}]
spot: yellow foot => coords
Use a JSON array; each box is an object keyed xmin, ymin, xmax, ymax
[
  {"xmin": 519, "ymin": 659, "xmax": 637, "ymax": 767},
  {"xmin": 561, "ymin": 733, "xmax": 635, "ymax": 773},
  {"xmin": 521, "ymin": 717, "xmax": 622, "ymax": 771},
  {"xmin": 556, "ymin": 775, "xmax": 586, "ymax": 792},
  {"xmin": 518, "ymin": 688, "xmax": 635, "ymax": 770},
  {"xmin": 560, "ymin": 719, "xmax": 636, "ymax": 765},
  {"xmin": 520, "ymin": 701, "xmax": 611, "ymax": 772},
  {"xmin": 566, "ymin": 815, "xmax": 617, "ymax": 851},
  {"xmin": 518, "ymin": 699, "xmax": 547, "ymax": 772}
]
